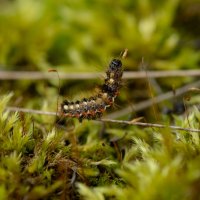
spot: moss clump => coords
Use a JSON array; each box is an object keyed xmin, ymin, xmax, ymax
[{"xmin": 0, "ymin": 94, "xmax": 200, "ymax": 199}]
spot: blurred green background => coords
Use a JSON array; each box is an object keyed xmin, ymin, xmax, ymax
[{"xmin": 0, "ymin": 0, "xmax": 200, "ymax": 119}]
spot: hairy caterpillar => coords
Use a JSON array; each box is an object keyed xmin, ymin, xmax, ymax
[{"xmin": 61, "ymin": 49, "xmax": 127, "ymax": 121}]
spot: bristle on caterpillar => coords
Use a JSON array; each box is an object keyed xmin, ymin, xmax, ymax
[{"xmin": 61, "ymin": 49, "xmax": 127, "ymax": 121}]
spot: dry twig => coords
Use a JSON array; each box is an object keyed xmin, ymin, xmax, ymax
[
  {"xmin": 6, "ymin": 106, "xmax": 200, "ymax": 133},
  {"xmin": 1, "ymin": 70, "xmax": 200, "ymax": 80}
]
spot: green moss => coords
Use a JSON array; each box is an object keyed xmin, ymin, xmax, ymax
[{"xmin": 0, "ymin": 89, "xmax": 200, "ymax": 199}]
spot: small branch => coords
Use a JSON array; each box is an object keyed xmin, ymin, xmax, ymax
[
  {"xmin": 0, "ymin": 71, "xmax": 101, "ymax": 80},
  {"xmin": 98, "ymin": 119, "xmax": 200, "ymax": 133},
  {"xmin": 7, "ymin": 107, "xmax": 57, "ymax": 116},
  {"xmin": 6, "ymin": 106, "xmax": 200, "ymax": 133},
  {"xmin": 123, "ymin": 70, "xmax": 200, "ymax": 79},
  {"xmin": 1, "ymin": 70, "xmax": 200, "ymax": 80}
]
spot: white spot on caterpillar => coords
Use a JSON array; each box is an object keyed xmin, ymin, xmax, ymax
[
  {"xmin": 108, "ymin": 78, "xmax": 114, "ymax": 84},
  {"xmin": 102, "ymin": 93, "xmax": 108, "ymax": 99},
  {"xmin": 64, "ymin": 105, "xmax": 69, "ymax": 110},
  {"xmin": 69, "ymin": 105, "xmax": 74, "ymax": 110}
]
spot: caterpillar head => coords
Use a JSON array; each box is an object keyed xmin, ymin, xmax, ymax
[{"xmin": 109, "ymin": 59, "xmax": 122, "ymax": 71}]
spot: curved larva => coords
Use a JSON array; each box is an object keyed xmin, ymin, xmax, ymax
[{"xmin": 61, "ymin": 56, "xmax": 124, "ymax": 121}]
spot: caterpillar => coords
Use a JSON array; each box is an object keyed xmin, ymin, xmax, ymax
[{"xmin": 61, "ymin": 49, "xmax": 127, "ymax": 121}]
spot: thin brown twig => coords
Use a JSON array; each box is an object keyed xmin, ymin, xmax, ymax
[
  {"xmin": 142, "ymin": 60, "xmax": 159, "ymax": 121},
  {"xmin": 6, "ymin": 106, "xmax": 200, "ymax": 133},
  {"xmin": 1, "ymin": 70, "xmax": 200, "ymax": 80},
  {"xmin": 48, "ymin": 69, "xmax": 61, "ymax": 117},
  {"xmin": 107, "ymin": 80, "xmax": 200, "ymax": 119},
  {"xmin": 7, "ymin": 107, "xmax": 57, "ymax": 116},
  {"xmin": 98, "ymin": 119, "xmax": 200, "ymax": 133}
]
